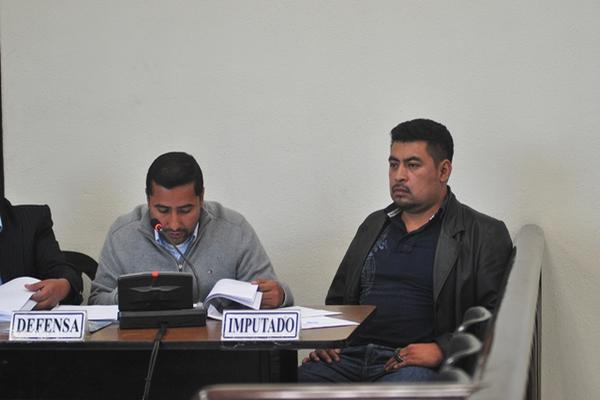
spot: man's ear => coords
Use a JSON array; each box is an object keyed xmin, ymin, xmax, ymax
[{"xmin": 439, "ymin": 160, "xmax": 452, "ymax": 183}]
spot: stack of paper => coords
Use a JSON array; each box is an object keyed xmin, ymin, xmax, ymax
[
  {"xmin": 0, "ymin": 277, "xmax": 39, "ymax": 321},
  {"xmin": 205, "ymin": 279, "xmax": 262, "ymax": 320}
]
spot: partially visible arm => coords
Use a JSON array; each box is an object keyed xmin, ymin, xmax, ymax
[
  {"xmin": 384, "ymin": 343, "xmax": 443, "ymax": 371},
  {"xmin": 88, "ymin": 230, "xmax": 122, "ymax": 305},
  {"xmin": 33, "ymin": 206, "xmax": 82, "ymax": 305},
  {"xmin": 302, "ymin": 348, "xmax": 342, "ymax": 364},
  {"xmin": 475, "ymin": 221, "xmax": 513, "ymax": 312},
  {"xmin": 25, "ymin": 278, "xmax": 71, "ymax": 309},
  {"xmin": 326, "ymin": 228, "xmax": 365, "ymax": 306},
  {"xmin": 325, "ymin": 249, "xmax": 352, "ymax": 305},
  {"xmin": 326, "ymin": 212, "xmax": 386, "ymax": 305},
  {"xmin": 251, "ymin": 278, "xmax": 285, "ymax": 308},
  {"xmin": 235, "ymin": 218, "xmax": 294, "ymax": 307},
  {"xmin": 435, "ymin": 219, "xmax": 513, "ymax": 357}
]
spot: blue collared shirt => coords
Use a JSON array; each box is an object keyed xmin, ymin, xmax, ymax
[
  {"xmin": 154, "ymin": 223, "xmax": 199, "ymax": 263},
  {"xmin": 353, "ymin": 200, "xmax": 448, "ymax": 348}
]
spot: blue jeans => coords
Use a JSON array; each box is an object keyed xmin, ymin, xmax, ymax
[{"xmin": 298, "ymin": 344, "xmax": 438, "ymax": 383}]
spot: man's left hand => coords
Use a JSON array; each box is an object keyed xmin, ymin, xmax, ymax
[
  {"xmin": 25, "ymin": 278, "xmax": 72, "ymax": 310},
  {"xmin": 384, "ymin": 342, "xmax": 443, "ymax": 371},
  {"xmin": 252, "ymin": 279, "xmax": 284, "ymax": 308}
]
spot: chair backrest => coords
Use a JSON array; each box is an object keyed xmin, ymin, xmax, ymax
[
  {"xmin": 63, "ymin": 251, "xmax": 98, "ymax": 305},
  {"xmin": 63, "ymin": 250, "xmax": 98, "ymax": 279},
  {"xmin": 457, "ymin": 306, "xmax": 492, "ymax": 341},
  {"xmin": 437, "ymin": 365, "xmax": 472, "ymax": 384},
  {"xmin": 444, "ymin": 332, "xmax": 482, "ymax": 376}
]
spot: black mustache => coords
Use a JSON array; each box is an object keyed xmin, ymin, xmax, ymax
[{"xmin": 392, "ymin": 184, "xmax": 410, "ymax": 192}]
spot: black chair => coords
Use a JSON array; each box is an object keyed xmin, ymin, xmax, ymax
[
  {"xmin": 63, "ymin": 250, "xmax": 98, "ymax": 280},
  {"xmin": 64, "ymin": 251, "xmax": 98, "ymax": 305},
  {"xmin": 457, "ymin": 306, "xmax": 492, "ymax": 341},
  {"xmin": 443, "ymin": 332, "xmax": 482, "ymax": 376},
  {"xmin": 437, "ymin": 365, "xmax": 472, "ymax": 383}
]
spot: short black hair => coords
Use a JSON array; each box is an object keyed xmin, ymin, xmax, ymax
[
  {"xmin": 145, "ymin": 152, "xmax": 204, "ymax": 196},
  {"xmin": 390, "ymin": 119, "xmax": 454, "ymax": 163}
]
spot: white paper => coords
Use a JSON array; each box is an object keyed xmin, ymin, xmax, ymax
[
  {"xmin": 0, "ymin": 276, "xmax": 40, "ymax": 320},
  {"xmin": 207, "ymin": 303, "xmax": 223, "ymax": 320},
  {"xmin": 301, "ymin": 316, "xmax": 359, "ymax": 330},
  {"xmin": 55, "ymin": 305, "xmax": 119, "ymax": 321},
  {"xmin": 208, "ymin": 305, "xmax": 351, "ymax": 326},
  {"xmin": 281, "ymin": 306, "xmax": 342, "ymax": 318},
  {"xmin": 204, "ymin": 279, "xmax": 262, "ymax": 309},
  {"xmin": 206, "ymin": 293, "xmax": 263, "ymax": 320}
]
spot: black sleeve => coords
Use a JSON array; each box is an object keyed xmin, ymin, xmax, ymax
[
  {"xmin": 34, "ymin": 206, "xmax": 83, "ymax": 305},
  {"xmin": 326, "ymin": 223, "xmax": 370, "ymax": 305},
  {"xmin": 475, "ymin": 220, "xmax": 514, "ymax": 313},
  {"xmin": 435, "ymin": 219, "xmax": 513, "ymax": 357},
  {"xmin": 326, "ymin": 211, "xmax": 386, "ymax": 305}
]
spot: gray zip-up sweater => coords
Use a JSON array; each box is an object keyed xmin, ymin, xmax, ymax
[{"xmin": 89, "ymin": 201, "xmax": 293, "ymax": 306}]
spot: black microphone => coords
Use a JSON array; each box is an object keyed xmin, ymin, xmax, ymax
[{"xmin": 150, "ymin": 218, "xmax": 196, "ymax": 272}]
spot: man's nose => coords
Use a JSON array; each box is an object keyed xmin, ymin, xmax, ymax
[
  {"xmin": 392, "ymin": 165, "xmax": 407, "ymax": 182},
  {"xmin": 165, "ymin": 211, "xmax": 183, "ymax": 230}
]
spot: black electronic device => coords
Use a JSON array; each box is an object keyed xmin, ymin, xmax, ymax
[{"xmin": 117, "ymin": 271, "xmax": 206, "ymax": 329}]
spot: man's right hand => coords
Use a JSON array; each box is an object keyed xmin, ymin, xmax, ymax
[
  {"xmin": 302, "ymin": 348, "xmax": 341, "ymax": 364},
  {"xmin": 25, "ymin": 278, "xmax": 71, "ymax": 310}
]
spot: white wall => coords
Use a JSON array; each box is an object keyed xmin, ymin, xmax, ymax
[{"xmin": 1, "ymin": 1, "xmax": 599, "ymax": 399}]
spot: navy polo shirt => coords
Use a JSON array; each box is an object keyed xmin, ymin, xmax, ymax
[{"xmin": 353, "ymin": 205, "xmax": 444, "ymax": 348}]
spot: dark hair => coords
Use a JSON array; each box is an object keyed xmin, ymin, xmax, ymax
[
  {"xmin": 145, "ymin": 152, "xmax": 204, "ymax": 196},
  {"xmin": 390, "ymin": 119, "xmax": 454, "ymax": 163}
]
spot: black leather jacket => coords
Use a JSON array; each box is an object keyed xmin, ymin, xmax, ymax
[{"xmin": 326, "ymin": 190, "xmax": 513, "ymax": 355}]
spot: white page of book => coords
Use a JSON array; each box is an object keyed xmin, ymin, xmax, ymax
[{"xmin": 205, "ymin": 278, "xmax": 260, "ymax": 307}]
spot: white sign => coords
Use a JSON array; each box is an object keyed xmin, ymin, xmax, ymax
[
  {"xmin": 221, "ymin": 310, "xmax": 300, "ymax": 341},
  {"xmin": 9, "ymin": 311, "xmax": 87, "ymax": 341}
]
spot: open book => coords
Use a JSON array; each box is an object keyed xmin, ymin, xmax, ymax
[
  {"xmin": 204, "ymin": 278, "xmax": 263, "ymax": 320},
  {"xmin": 0, "ymin": 276, "xmax": 39, "ymax": 321}
]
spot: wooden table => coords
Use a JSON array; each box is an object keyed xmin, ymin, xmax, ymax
[{"xmin": 0, "ymin": 305, "xmax": 374, "ymax": 399}]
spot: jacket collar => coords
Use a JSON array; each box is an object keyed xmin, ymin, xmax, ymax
[
  {"xmin": 433, "ymin": 188, "xmax": 465, "ymax": 302},
  {"xmin": 382, "ymin": 187, "xmax": 452, "ymax": 225}
]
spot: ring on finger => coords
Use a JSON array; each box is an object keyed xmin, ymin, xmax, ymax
[{"xmin": 393, "ymin": 349, "xmax": 404, "ymax": 363}]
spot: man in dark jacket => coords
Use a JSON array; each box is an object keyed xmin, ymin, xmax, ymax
[
  {"xmin": 0, "ymin": 197, "xmax": 82, "ymax": 308},
  {"xmin": 299, "ymin": 119, "xmax": 513, "ymax": 382}
]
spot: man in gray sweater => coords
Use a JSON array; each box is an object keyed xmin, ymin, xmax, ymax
[{"xmin": 89, "ymin": 152, "xmax": 293, "ymax": 307}]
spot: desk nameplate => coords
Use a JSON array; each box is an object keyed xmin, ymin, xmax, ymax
[
  {"xmin": 221, "ymin": 310, "xmax": 300, "ymax": 341},
  {"xmin": 9, "ymin": 311, "xmax": 87, "ymax": 341}
]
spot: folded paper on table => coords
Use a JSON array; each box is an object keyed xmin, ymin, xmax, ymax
[
  {"xmin": 281, "ymin": 306, "xmax": 342, "ymax": 318},
  {"xmin": 55, "ymin": 305, "xmax": 119, "ymax": 333},
  {"xmin": 55, "ymin": 305, "xmax": 119, "ymax": 321},
  {"xmin": 301, "ymin": 315, "xmax": 359, "ymax": 330}
]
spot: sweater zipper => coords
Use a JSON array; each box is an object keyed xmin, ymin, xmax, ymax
[{"xmin": 145, "ymin": 228, "xmax": 195, "ymax": 273}]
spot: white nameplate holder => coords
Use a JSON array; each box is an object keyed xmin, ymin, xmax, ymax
[
  {"xmin": 9, "ymin": 311, "xmax": 87, "ymax": 341},
  {"xmin": 221, "ymin": 309, "xmax": 300, "ymax": 341}
]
